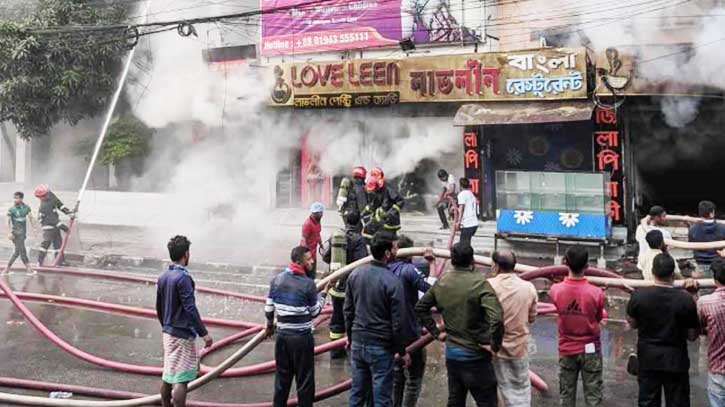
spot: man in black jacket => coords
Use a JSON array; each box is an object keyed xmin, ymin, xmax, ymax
[
  {"xmin": 689, "ymin": 200, "xmax": 725, "ymax": 278},
  {"xmin": 345, "ymin": 233, "xmax": 409, "ymax": 407}
]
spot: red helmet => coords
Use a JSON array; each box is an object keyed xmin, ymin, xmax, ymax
[
  {"xmin": 370, "ymin": 167, "xmax": 384, "ymax": 180},
  {"xmin": 352, "ymin": 166, "xmax": 367, "ymax": 180},
  {"xmin": 34, "ymin": 184, "xmax": 49, "ymax": 198},
  {"xmin": 365, "ymin": 175, "xmax": 378, "ymax": 193}
]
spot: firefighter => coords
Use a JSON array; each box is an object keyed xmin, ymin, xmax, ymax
[
  {"xmin": 361, "ymin": 169, "xmax": 404, "ymax": 242},
  {"xmin": 325, "ymin": 210, "xmax": 368, "ymax": 359},
  {"xmin": 34, "ymin": 184, "xmax": 74, "ymax": 266},
  {"xmin": 336, "ymin": 166, "xmax": 368, "ymax": 232}
]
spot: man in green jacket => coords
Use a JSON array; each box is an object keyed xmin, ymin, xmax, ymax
[{"xmin": 416, "ymin": 243, "xmax": 504, "ymax": 407}]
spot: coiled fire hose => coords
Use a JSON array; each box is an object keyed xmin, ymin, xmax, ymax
[{"xmin": 0, "ymin": 249, "xmax": 715, "ymax": 405}]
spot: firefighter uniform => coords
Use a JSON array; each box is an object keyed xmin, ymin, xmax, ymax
[
  {"xmin": 361, "ymin": 185, "xmax": 404, "ymax": 242},
  {"xmin": 328, "ymin": 226, "xmax": 368, "ymax": 358},
  {"xmin": 338, "ymin": 177, "xmax": 368, "ymax": 232},
  {"xmin": 37, "ymin": 192, "xmax": 72, "ymax": 265}
]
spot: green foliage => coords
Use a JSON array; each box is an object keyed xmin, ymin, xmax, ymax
[
  {"xmin": 75, "ymin": 115, "xmax": 152, "ymax": 166},
  {"xmin": 0, "ymin": 0, "xmax": 128, "ymax": 139}
]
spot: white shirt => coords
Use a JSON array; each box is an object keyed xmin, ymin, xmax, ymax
[
  {"xmin": 442, "ymin": 174, "xmax": 457, "ymax": 195},
  {"xmin": 457, "ymin": 189, "xmax": 479, "ymax": 229},
  {"xmin": 635, "ymin": 224, "xmax": 672, "ymax": 269}
]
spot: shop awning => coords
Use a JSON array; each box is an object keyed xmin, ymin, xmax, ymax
[{"xmin": 453, "ymin": 100, "xmax": 594, "ymax": 126}]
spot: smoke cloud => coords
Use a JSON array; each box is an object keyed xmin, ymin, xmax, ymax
[{"xmin": 122, "ymin": 1, "xmax": 461, "ymax": 261}]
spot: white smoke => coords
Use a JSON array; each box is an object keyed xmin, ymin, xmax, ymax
[{"xmin": 123, "ymin": 1, "xmax": 462, "ymax": 260}]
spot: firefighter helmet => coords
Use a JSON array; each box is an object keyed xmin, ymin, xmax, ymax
[
  {"xmin": 365, "ymin": 175, "xmax": 379, "ymax": 193},
  {"xmin": 34, "ymin": 184, "xmax": 49, "ymax": 198},
  {"xmin": 352, "ymin": 166, "xmax": 367, "ymax": 180},
  {"xmin": 370, "ymin": 167, "xmax": 384, "ymax": 180}
]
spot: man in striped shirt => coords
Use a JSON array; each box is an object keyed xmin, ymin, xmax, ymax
[
  {"xmin": 698, "ymin": 258, "xmax": 725, "ymax": 406},
  {"xmin": 265, "ymin": 246, "xmax": 329, "ymax": 407}
]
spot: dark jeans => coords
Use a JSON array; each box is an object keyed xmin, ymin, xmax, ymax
[
  {"xmin": 638, "ymin": 370, "xmax": 690, "ymax": 407},
  {"xmin": 8, "ymin": 233, "xmax": 29, "ymax": 266},
  {"xmin": 559, "ymin": 352, "xmax": 603, "ymax": 407},
  {"xmin": 437, "ymin": 201, "xmax": 450, "ymax": 228},
  {"xmin": 393, "ymin": 348, "xmax": 426, "ymax": 407},
  {"xmin": 350, "ymin": 342, "xmax": 395, "ymax": 407},
  {"xmin": 459, "ymin": 226, "xmax": 478, "ymax": 248},
  {"xmin": 274, "ymin": 332, "xmax": 315, "ymax": 407},
  {"xmin": 446, "ymin": 355, "xmax": 498, "ymax": 407}
]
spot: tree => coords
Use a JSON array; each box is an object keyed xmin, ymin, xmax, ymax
[
  {"xmin": 75, "ymin": 114, "xmax": 153, "ymax": 189},
  {"xmin": 0, "ymin": 0, "xmax": 129, "ymax": 139},
  {"xmin": 75, "ymin": 114, "xmax": 152, "ymax": 167}
]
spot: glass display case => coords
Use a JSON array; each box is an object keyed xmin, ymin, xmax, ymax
[
  {"xmin": 495, "ymin": 171, "xmax": 611, "ymax": 239},
  {"xmin": 496, "ymin": 171, "xmax": 608, "ymax": 213}
]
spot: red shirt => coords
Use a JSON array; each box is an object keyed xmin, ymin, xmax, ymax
[
  {"xmin": 550, "ymin": 277, "xmax": 605, "ymax": 355},
  {"xmin": 301, "ymin": 216, "xmax": 321, "ymax": 259},
  {"xmin": 698, "ymin": 287, "xmax": 725, "ymax": 374}
]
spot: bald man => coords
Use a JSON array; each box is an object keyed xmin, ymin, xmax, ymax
[{"xmin": 487, "ymin": 250, "xmax": 538, "ymax": 406}]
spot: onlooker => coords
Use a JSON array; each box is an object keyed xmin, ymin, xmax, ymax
[
  {"xmin": 639, "ymin": 230, "xmax": 682, "ymax": 281},
  {"xmin": 689, "ymin": 200, "xmax": 725, "ymax": 278},
  {"xmin": 345, "ymin": 234, "xmax": 409, "ymax": 407},
  {"xmin": 4, "ymin": 191, "xmax": 35, "ymax": 275},
  {"xmin": 550, "ymin": 246, "xmax": 605, "ymax": 407},
  {"xmin": 638, "ymin": 230, "xmax": 701, "ymax": 295},
  {"xmin": 627, "ymin": 253, "xmax": 700, "ymax": 407},
  {"xmin": 301, "ymin": 202, "xmax": 324, "ymax": 279},
  {"xmin": 636, "ymin": 206, "xmax": 672, "ymax": 270},
  {"xmin": 265, "ymin": 246, "xmax": 329, "ymax": 407},
  {"xmin": 157, "ymin": 236, "xmax": 213, "ymax": 407},
  {"xmin": 436, "ymin": 169, "xmax": 457, "ymax": 230},
  {"xmin": 697, "ymin": 258, "xmax": 725, "ymax": 407},
  {"xmin": 487, "ymin": 250, "xmax": 538, "ymax": 406},
  {"xmin": 416, "ymin": 243, "xmax": 504, "ymax": 407},
  {"xmin": 457, "ymin": 178, "xmax": 479, "ymax": 249},
  {"xmin": 389, "ymin": 235, "xmax": 434, "ymax": 407}
]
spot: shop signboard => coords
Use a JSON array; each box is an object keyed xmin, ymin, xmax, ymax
[
  {"xmin": 268, "ymin": 47, "xmax": 588, "ymax": 106},
  {"xmin": 261, "ymin": 0, "xmax": 484, "ymax": 56},
  {"xmin": 593, "ymin": 107, "xmax": 625, "ymax": 225}
]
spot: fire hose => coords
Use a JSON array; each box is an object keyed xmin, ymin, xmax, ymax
[
  {"xmin": 640, "ymin": 215, "xmax": 725, "ymax": 250},
  {"xmin": 1, "ymin": 249, "xmax": 715, "ymax": 405}
]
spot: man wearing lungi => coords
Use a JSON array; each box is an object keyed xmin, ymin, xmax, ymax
[{"xmin": 156, "ymin": 235, "xmax": 213, "ymax": 407}]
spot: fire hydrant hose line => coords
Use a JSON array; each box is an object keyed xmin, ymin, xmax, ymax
[{"xmin": 0, "ymin": 249, "xmax": 716, "ymax": 405}]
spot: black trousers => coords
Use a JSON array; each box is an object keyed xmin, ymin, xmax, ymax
[
  {"xmin": 329, "ymin": 295, "xmax": 346, "ymax": 337},
  {"xmin": 446, "ymin": 356, "xmax": 498, "ymax": 407},
  {"xmin": 38, "ymin": 226, "xmax": 66, "ymax": 265},
  {"xmin": 638, "ymin": 370, "xmax": 690, "ymax": 407},
  {"xmin": 8, "ymin": 233, "xmax": 29, "ymax": 266},
  {"xmin": 274, "ymin": 332, "xmax": 315, "ymax": 407},
  {"xmin": 437, "ymin": 201, "xmax": 450, "ymax": 228},
  {"xmin": 393, "ymin": 348, "xmax": 427, "ymax": 407},
  {"xmin": 459, "ymin": 226, "xmax": 478, "ymax": 248}
]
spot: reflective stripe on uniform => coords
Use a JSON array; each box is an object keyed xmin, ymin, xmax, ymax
[
  {"xmin": 42, "ymin": 226, "xmax": 55, "ymax": 230},
  {"xmin": 383, "ymin": 224, "xmax": 401, "ymax": 230},
  {"xmin": 329, "ymin": 287, "xmax": 345, "ymax": 298},
  {"xmin": 329, "ymin": 331, "xmax": 346, "ymax": 340}
]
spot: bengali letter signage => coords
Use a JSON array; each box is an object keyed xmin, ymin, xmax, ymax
[
  {"xmin": 261, "ymin": 0, "xmax": 485, "ymax": 56},
  {"xmin": 593, "ymin": 107, "xmax": 625, "ymax": 226},
  {"xmin": 268, "ymin": 48, "xmax": 588, "ymax": 106}
]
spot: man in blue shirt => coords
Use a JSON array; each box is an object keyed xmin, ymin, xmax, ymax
[
  {"xmin": 689, "ymin": 200, "xmax": 725, "ymax": 278},
  {"xmin": 265, "ymin": 246, "xmax": 329, "ymax": 407},
  {"xmin": 156, "ymin": 235, "xmax": 212, "ymax": 407},
  {"xmin": 389, "ymin": 234, "xmax": 436, "ymax": 407}
]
